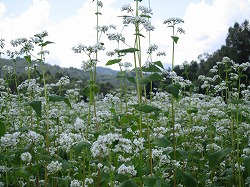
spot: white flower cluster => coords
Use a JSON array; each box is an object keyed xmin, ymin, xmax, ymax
[
  {"xmin": 72, "ymin": 42, "xmax": 105, "ymax": 54},
  {"xmin": 21, "ymin": 152, "xmax": 32, "ymax": 162},
  {"xmin": 70, "ymin": 179, "xmax": 83, "ymax": 187},
  {"xmin": 56, "ymin": 132, "xmax": 84, "ymax": 152},
  {"xmin": 47, "ymin": 161, "xmax": 62, "ymax": 174},
  {"xmin": 147, "ymin": 44, "xmax": 158, "ymax": 54},
  {"xmin": 117, "ymin": 164, "xmax": 137, "ymax": 176},
  {"xmin": 84, "ymin": 178, "xmax": 93, "ymax": 187},
  {"xmin": 103, "ymin": 93, "xmax": 120, "ymax": 104},
  {"xmin": 81, "ymin": 59, "xmax": 98, "ymax": 72},
  {"xmin": 56, "ymin": 76, "xmax": 70, "ymax": 86},
  {"xmin": 91, "ymin": 133, "xmax": 132, "ymax": 157},
  {"xmin": 138, "ymin": 6, "xmax": 152, "ymax": 15},
  {"xmin": 0, "ymin": 132, "xmax": 21, "ymax": 150},
  {"xmin": 2, "ymin": 65, "xmax": 13, "ymax": 75},
  {"xmin": 107, "ymin": 33, "xmax": 125, "ymax": 43}
]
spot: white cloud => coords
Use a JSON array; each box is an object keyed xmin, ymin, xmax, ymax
[
  {"xmin": 178, "ymin": 0, "xmax": 250, "ymax": 64},
  {"xmin": 0, "ymin": 3, "xmax": 6, "ymax": 17}
]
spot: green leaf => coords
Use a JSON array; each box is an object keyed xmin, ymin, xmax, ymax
[
  {"xmin": 24, "ymin": 55, "xmax": 32, "ymax": 63},
  {"xmin": 143, "ymin": 177, "xmax": 157, "ymax": 187},
  {"xmin": 118, "ymin": 48, "xmax": 139, "ymax": 53},
  {"xmin": 209, "ymin": 147, "xmax": 233, "ymax": 169},
  {"xmin": 0, "ymin": 120, "xmax": 6, "ymax": 137},
  {"xmin": 72, "ymin": 141, "xmax": 91, "ymax": 157},
  {"xmin": 106, "ymin": 59, "xmax": 122, "ymax": 66},
  {"xmin": 140, "ymin": 14, "xmax": 151, "ymax": 18},
  {"xmin": 187, "ymin": 108, "xmax": 198, "ymax": 115},
  {"xmin": 49, "ymin": 94, "xmax": 72, "ymax": 108},
  {"xmin": 166, "ymin": 84, "xmax": 181, "ymax": 99},
  {"xmin": 154, "ymin": 61, "xmax": 164, "ymax": 69},
  {"xmin": 134, "ymin": 33, "xmax": 145, "ymax": 38},
  {"xmin": 127, "ymin": 76, "xmax": 136, "ymax": 84},
  {"xmin": 135, "ymin": 104, "xmax": 161, "ymax": 113},
  {"xmin": 171, "ymin": 36, "xmax": 179, "ymax": 44},
  {"xmin": 139, "ymin": 73, "xmax": 162, "ymax": 84},
  {"xmin": 243, "ymin": 157, "xmax": 250, "ymax": 174},
  {"xmin": 142, "ymin": 65, "xmax": 162, "ymax": 73},
  {"xmin": 177, "ymin": 170, "xmax": 197, "ymax": 187},
  {"xmin": 119, "ymin": 179, "xmax": 138, "ymax": 187},
  {"xmin": 230, "ymin": 99, "xmax": 244, "ymax": 104},
  {"xmin": 39, "ymin": 41, "xmax": 54, "ymax": 47},
  {"xmin": 153, "ymin": 137, "xmax": 173, "ymax": 148},
  {"xmin": 29, "ymin": 100, "xmax": 42, "ymax": 118}
]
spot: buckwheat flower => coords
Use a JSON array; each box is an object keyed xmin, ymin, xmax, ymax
[
  {"xmin": 56, "ymin": 76, "xmax": 70, "ymax": 86},
  {"xmin": 97, "ymin": 0, "xmax": 103, "ymax": 8},
  {"xmin": 106, "ymin": 51, "xmax": 116, "ymax": 57},
  {"xmin": 73, "ymin": 117, "xmax": 86, "ymax": 132},
  {"xmin": 72, "ymin": 44, "xmax": 87, "ymax": 53},
  {"xmin": 138, "ymin": 6, "xmax": 153, "ymax": 15},
  {"xmin": 70, "ymin": 179, "xmax": 83, "ymax": 187},
  {"xmin": 163, "ymin": 17, "xmax": 184, "ymax": 26},
  {"xmin": 84, "ymin": 178, "xmax": 93, "ymax": 187},
  {"xmin": 143, "ymin": 20, "xmax": 155, "ymax": 31},
  {"xmin": 0, "ymin": 132, "xmax": 21, "ymax": 149},
  {"xmin": 117, "ymin": 164, "xmax": 137, "ymax": 176},
  {"xmin": 21, "ymin": 152, "xmax": 32, "ymax": 162},
  {"xmin": 82, "ymin": 59, "xmax": 98, "ymax": 72},
  {"xmin": 38, "ymin": 50, "xmax": 50, "ymax": 56},
  {"xmin": 156, "ymin": 51, "xmax": 166, "ymax": 56},
  {"xmin": 124, "ymin": 62, "xmax": 132, "ymax": 68},
  {"xmin": 147, "ymin": 44, "xmax": 158, "ymax": 54},
  {"xmin": 93, "ymin": 42, "xmax": 105, "ymax": 52},
  {"xmin": 177, "ymin": 27, "xmax": 185, "ymax": 34},
  {"xmin": 96, "ymin": 25, "xmax": 108, "ymax": 33},
  {"xmin": 109, "ymin": 24, "xmax": 116, "ymax": 30},
  {"xmin": 107, "ymin": 33, "xmax": 125, "ymax": 43},
  {"xmin": 34, "ymin": 30, "xmax": 49, "ymax": 39},
  {"xmin": 145, "ymin": 60, "xmax": 154, "ymax": 68},
  {"xmin": 121, "ymin": 4, "xmax": 133, "ymax": 13},
  {"xmin": 47, "ymin": 161, "xmax": 62, "ymax": 174}
]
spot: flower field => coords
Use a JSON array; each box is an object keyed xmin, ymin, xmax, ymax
[{"xmin": 0, "ymin": 0, "xmax": 250, "ymax": 187}]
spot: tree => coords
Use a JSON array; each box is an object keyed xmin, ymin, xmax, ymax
[{"xmin": 225, "ymin": 20, "xmax": 250, "ymax": 63}]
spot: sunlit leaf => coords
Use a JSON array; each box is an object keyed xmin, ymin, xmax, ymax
[
  {"xmin": 139, "ymin": 73, "xmax": 162, "ymax": 84},
  {"xmin": 154, "ymin": 61, "xmax": 164, "ymax": 69},
  {"xmin": 106, "ymin": 59, "xmax": 122, "ymax": 66},
  {"xmin": 142, "ymin": 65, "xmax": 162, "ymax": 73}
]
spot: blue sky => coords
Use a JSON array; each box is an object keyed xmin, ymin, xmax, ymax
[{"xmin": 0, "ymin": 0, "xmax": 249, "ymax": 70}]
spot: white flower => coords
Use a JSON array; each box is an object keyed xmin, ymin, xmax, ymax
[
  {"xmin": 70, "ymin": 179, "xmax": 83, "ymax": 187},
  {"xmin": 21, "ymin": 152, "xmax": 32, "ymax": 162},
  {"xmin": 47, "ymin": 161, "xmax": 62, "ymax": 174},
  {"xmin": 117, "ymin": 164, "xmax": 137, "ymax": 176}
]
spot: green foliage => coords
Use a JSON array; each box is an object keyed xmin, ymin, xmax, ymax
[{"xmin": 209, "ymin": 147, "xmax": 233, "ymax": 169}]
